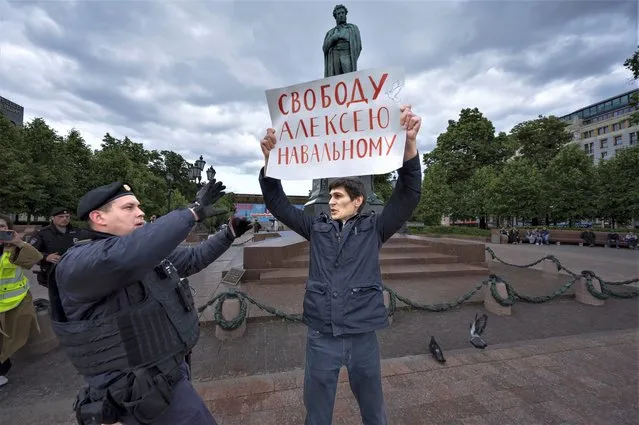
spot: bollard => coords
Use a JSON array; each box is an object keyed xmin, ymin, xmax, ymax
[
  {"xmin": 483, "ymin": 282, "xmax": 511, "ymax": 316},
  {"xmin": 215, "ymin": 298, "xmax": 246, "ymax": 340},
  {"xmin": 542, "ymin": 259, "xmax": 559, "ymax": 275},
  {"xmin": 485, "ymin": 250, "xmax": 494, "ymax": 264},
  {"xmin": 383, "ymin": 290, "xmax": 393, "ymax": 325},
  {"xmin": 575, "ymin": 276, "xmax": 604, "ymax": 306}
]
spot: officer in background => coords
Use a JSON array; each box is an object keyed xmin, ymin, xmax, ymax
[
  {"xmin": 50, "ymin": 179, "xmax": 252, "ymax": 425},
  {"xmin": 29, "ymin": 207, "xmax": 84, "ymax": 287}
]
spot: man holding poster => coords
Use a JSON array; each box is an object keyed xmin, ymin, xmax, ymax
[{"xmin": 258, "ymin": 105, "xmax": 422, "ymax": 425}]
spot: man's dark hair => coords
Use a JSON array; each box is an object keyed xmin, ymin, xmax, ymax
[
  {"xmin": 0, "ymin": 214, "xmax": 14, "ymax": 229},
  {"xmin": 329, "ymin": 177, "xmax": 366, "ymax": 213},
  {"xmin": 333, "ymin": 4, "xmax": 347, "ymax": 18}
]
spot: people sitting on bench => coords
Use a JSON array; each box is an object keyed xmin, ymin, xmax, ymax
[{"xmin": 580, "ymin": 230, "xmax": 596, "ymax": 247}]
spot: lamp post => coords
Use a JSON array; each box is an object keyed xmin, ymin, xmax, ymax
[
  {"xmin": 166, "ymin": 172, "xmax": 174, "ymax": 213},
  {"xmin": 188, "ymin": 155, "xmax": 206, "ymax": 187},
  {"xmin": 389, "ymin": 172, "xmax": 407, "ymax": 234}
]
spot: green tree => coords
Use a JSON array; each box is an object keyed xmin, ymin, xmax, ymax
[
  {"xmin": 623, "ymin": 45, "xmax": 639, "ymax": 125},
  {"xmin": 491, "ymin": 158, "xmax": 542, "ymax": 222},
  {"xmin": 21, "ymin": 118, "xmax": 78, "ymax": 219},
  {"xmin": 510, "ymin": 115, "xmax": 573, "ymax": 170},
  {"xmin": 415, "ymin": 162, "xmax": 453, "ymax": 225},
  {"xmin": 0, "ymin": 116, "xmax": 36, "ymax": 213},
  {"xmin": 595, "ymin": 146, "xmax": 639, "ymax": 225},
  {"xmin": 543, "ymin": 144, "xmax": 596, "ymax": 224},
  {"xmin": 424, "ymin": 108, "xmax": 515, "ymax": 183}
]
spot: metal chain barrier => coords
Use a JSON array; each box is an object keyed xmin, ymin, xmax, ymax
[{"xmin": 199, "ymin": 248, "xmax": 639, "ymax": 330}]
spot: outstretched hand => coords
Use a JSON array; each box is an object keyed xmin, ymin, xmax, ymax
[
  {"xmin": 400, "ymin": 105, "xmax": 421, "ymax": 161},
  {"xmin": 261, "ymin": 128, "xmax": 277, "ymax": 170},
  {"xmin": 189, "ymin": 179, "xmax": 227, "ymax": 222}
]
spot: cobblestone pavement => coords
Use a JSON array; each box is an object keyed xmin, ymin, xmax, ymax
[
  {"xmin": 199, "ymin": 329, "xmax": 639, "ymax": 425},
  {"xmin": 1, "ymin": 298, "xmax": 637, "ymax": 424}
]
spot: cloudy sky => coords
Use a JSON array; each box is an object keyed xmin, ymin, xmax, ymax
[{"xmin": 1, "ymin": 0, "xmax": 636, "ymax": 196}]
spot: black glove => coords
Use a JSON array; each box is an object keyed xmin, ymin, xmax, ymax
[
  {"xmin": 227, "ymin": 217, "xmax": 253, "ymax": 239},
  {"xmin": 188, "ymin": 179, "xmax": 226, "ymax": 222}
]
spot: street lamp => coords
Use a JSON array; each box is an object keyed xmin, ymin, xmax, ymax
[
  {"xmin": 206, "ymin": 166, "xmax": 216, "ymax": 182},
  {"xmin": 189, "ymin": 155, "xmax": 206, "ymax": 186}
]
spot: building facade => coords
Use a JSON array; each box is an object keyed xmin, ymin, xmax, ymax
[
  {"xmin": 0, "ymin": 96, "xmax": 24, "ymax": 126},
  {"xmin": 560, "ymin": 89, "xmax": 638, "ymax": 164}
]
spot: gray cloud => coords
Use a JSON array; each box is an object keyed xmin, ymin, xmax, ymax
[{"xmin": 1, "ymin": 0, "xmax": 637, "ymax": 195}]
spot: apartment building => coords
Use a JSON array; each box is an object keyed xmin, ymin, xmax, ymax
[{"xmin": 560, "ymin": 89, "xmax": 638, "ymax": 163}]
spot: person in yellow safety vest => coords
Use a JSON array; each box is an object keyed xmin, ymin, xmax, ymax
[{"xmin": 0, "ymin": 214, "xmax": 44, "ymax": 387}]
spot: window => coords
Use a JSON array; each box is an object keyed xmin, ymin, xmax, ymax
[
  {"xmin": 600, "ymin": 151, "xmax": 607, "ymax": 159},
  {"xmin": 600, "ymin": 138, "xmax": 608, "ymax": 149},
  {"xmin": 630, "ymin": 132, "xmax": 637, "ymax": 145},
  {"xmin": 597, "ymin": 126, "xmax": 608, "ymax": 135},
  {"xmin": 584, "ymin": 142, "xmax": 594, "ymax": 154},
  {"xmin": 583, "ymin": 130, "xmax": 594, "ymax": 139},
  {"xmin": 614, "ymin": 135, "xmax": 622, "ymax": 146},
  {"xmin": 612, "ymin": 122, "xmax": 622, "ymax": 131}
]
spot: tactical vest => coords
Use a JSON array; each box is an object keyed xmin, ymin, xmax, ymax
[{"xmin": 49, "ymin": 258, "xmax": 199, "ymax": 377}]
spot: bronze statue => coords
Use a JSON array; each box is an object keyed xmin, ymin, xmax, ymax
[
  {"xmin": 323, "ymin": 4, "xmax": 362, "ymax": 77},
  {"xmin": 305, "ymin": 5, "xmax": 383, "ymax": 216}
]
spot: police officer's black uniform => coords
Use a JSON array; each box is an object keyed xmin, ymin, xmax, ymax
[
  {"xmin": 29, "ymin": 207, "xmax": 83, "ymax": 287},
  {"xmin": 49, "ymin": 181, "xmax": 252, "ymax": 425}
]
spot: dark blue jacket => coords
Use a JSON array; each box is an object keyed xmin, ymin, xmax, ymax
[
  {"xmin": 54, "ymin": 208, "xmax": 235, "ymax": 385},
  {"xmin": 259, "ymin": 154, "xmax": 422, "ymax": 336}
]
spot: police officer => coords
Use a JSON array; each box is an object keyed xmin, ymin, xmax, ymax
[
  {"xmin": 50, "ymin": 179, "xmax": 252, "ymax": 425},
  {"xmin": 29, "ymin": 207, "xmax": 84, "ymax": 287}
]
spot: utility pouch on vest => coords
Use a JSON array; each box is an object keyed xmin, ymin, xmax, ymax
[
  {"xmin": 121, "ymin": 362, "xmax": 180, "ymax": 424},
  {"xmin": 176, "ymin": 278, "xmax": 194, "ymax": 312},
  {"xmin": 73, "ymin": 386, "xmax": 120, "ymax": 425}
]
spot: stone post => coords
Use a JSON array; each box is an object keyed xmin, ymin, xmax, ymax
[
  {"xmin": 575, "ymin": 276, "xmax": 604, "ymax": 306},
  {"xmin": 383, "ymin": 290, "xmax": 393, "ymax": 325},
  {"xmin": 215, "ymin": 298, "xmax": 247, "ymax": 340},
  {"xmin": 483, "ymin": 282, "xmax": 512, "ymax": 316},
  {"xmin": 542, "ymin": 259, "xmax": 559, "ymax": 275}
]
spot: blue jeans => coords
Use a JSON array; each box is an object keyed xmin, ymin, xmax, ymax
[{"xmin": 304, "ymin": 328, "xmax": 387, "ymax": 425}]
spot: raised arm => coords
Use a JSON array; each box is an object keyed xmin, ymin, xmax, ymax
[
  {"xmin": 377, "ymin": 154, "xmax": 422, "ymax": 242},
  {"xmin": 168, "ymin": 217, "xmax": 252, "ymax": 277},
  {"xmin": 377, "ymin": 105, "xmax": 422, "ymax": 243},
  {"xmin": 259, "ymin": 128, "xmax": 313, "ymax": 240},
  {"xmin": 55, "ymin": 208, "xmax": 197, "ymax": 300},
  {"xmin": 259, "ymin": 168, "xmax": 313, "ymax": 240}
]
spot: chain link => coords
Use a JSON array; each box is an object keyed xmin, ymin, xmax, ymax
[{"xmin": 198, "ymin": 248, "xmax": 638, "ymax": 330}]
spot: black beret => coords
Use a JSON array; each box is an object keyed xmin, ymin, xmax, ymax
[
  {"xmin": 50, "ymin": 207, "xmax": 70, "ymax": 217},
  {"xmin": 77, "ymin": 182, "xmax": 135, "ymax": 220}
]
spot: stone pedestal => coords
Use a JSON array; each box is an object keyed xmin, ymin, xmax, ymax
[
  {"xmin": 13, "ymin": 307, "xmax": 59, "ymax": 360},
  {"xmin": 383, "ymin": 290, "xmax": 393, "ymax": 325},
  {"xmin": 483, "ymin": 282, "xmax": 512, "ymax": 316},
  {"xmin": 215, "ymin": 298, "xmax": 247, "ymax": 340},
  {"xmin": 575, "ymin": 277, "xmax": 604, "ymax": 306}
]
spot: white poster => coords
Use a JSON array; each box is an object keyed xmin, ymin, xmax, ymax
[{"xmin": 264, "ymin": 66, "xmax": 405, "ymax": 180}]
